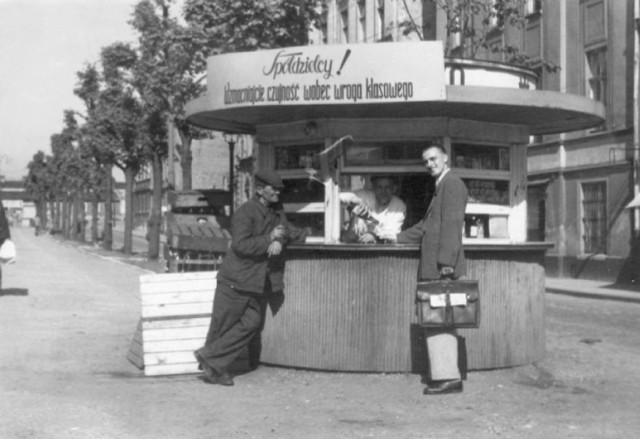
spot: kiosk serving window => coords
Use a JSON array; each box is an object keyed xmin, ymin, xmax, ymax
[
  {"xmin": 452, "ymin": 142, "xmax": 513, "ymax": 240},
  {"xmin": 264, "ymin": 136, "xmax": 526, "ymax": 243},
  {"xmin": 273, "ymin": 143, "xmax": 326, "ymax": 239},
  {"xmin": 344, "ymin": 141, "xmax": 425, "ymax": 166}
]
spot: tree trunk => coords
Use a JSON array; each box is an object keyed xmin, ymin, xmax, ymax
[
  {"xmin": 53, "ymin": 200, "xmax": 61, "ymax": 233},
  {"xmin": 62, "ymin": 198, "xmax": 70, "ymax": 239},
  {"xmin": 147, "ymin": 152, "xmax": 163, "ymax": 260},
  {"xmin": 38, "ymin": 199, "xmax": 47, "ymax": 229},
  {"xmin": 122, "ymin": 167, "xmax": 135, "ymax": 255},
  {"xmin": 103, "ymin": 164, "xmax": 113, "ymax": 251},
  {"xmin": 91, "ymin": 199, "xmax": 99, "ymax": 243},
  {"xmin": 71, "ymin": 195, "xmax": 80, "ymax": 241},
  {"xmin": 78, "ymin": 197, "xmax": 86, "ymax": 242},
  {"xmin": 177, "ymin": 129, "xmax": 193, "ymax": 190}
]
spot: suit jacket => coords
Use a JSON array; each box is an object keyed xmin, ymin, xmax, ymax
[
  {"xmin": 217, "ymin": 196, "xmax": 306, "ymax": 294},
  {"xmin": 397, "ymin": 171, "xmax": 467, "ymax": 280}
]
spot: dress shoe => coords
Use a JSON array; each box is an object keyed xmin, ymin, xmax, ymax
[
  {"xmin": 423, "ymin": 379, "xmax": 463, "ymax": 395},
  {"xmin": 193, "ymin": 351, "xmax": 234, "ymax": 386},
  {"xmin": 202, "ymin": 371, "xmax": 234, "ymax": 387}
]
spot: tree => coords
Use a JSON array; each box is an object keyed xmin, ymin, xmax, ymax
[
  {"xmin": 129, "ymin": 0, "xmax": 209, "ymax": 191},
  {"xmin": 75, "ymin": 43, "xmax": 155, "ymax": 254},
  {"xmin": 183, "ymin": 0, "xmax": 324, "ymax": 53},
  {"xmin": 400, "ymin": 0, "xmax": 558, "ymax": 71},
  {"xmin": 74, "ymin": 63, "xmax": 119, "ymax": 248}
]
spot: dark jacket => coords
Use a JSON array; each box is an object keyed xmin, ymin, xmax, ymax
[
  {"xmin": 397, "ymin": 171, "xmax": 467, "ymax": 280},
  {"xmin": 0, "ymin": 200, "xmax": 10, "ymax": 245},
  {"xmin": 217, "ymin": 196, "xmax": 305, "ymax": 294}
]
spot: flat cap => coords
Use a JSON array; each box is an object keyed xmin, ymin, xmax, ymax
[{"xmin": 255, "ymin": 170, "xmax": 285, "ymax": 189}]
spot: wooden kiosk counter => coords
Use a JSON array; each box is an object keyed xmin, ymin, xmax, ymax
[{"xmin": 185, "ymin": 42, "xmax": 605, "ymax": 372}]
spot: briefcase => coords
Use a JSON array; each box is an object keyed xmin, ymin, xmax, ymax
[{"xmin": 416, "ymin": 279, "xmax": 480, "ymax": 328}]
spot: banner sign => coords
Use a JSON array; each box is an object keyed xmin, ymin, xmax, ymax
[{"xmin": 207, "ymin": 42, "xmax": 446, "ymax": 110}]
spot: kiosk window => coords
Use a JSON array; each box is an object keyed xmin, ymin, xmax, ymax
[
  {"xmin": 344, "ymin": 141, "xmax": 431, "ymax": 166},
  {"xmin": 464, "ymin": 179, "xmax": 510, "ymax": 205},
  {"xmin": 281, "ymin": 177, "xmax": 325, "ymax": 239},
  {"xmin": 452, "ymin": 143, "xmax": 510, "ymax": 171},
  {"xmin": 275, "ymin": 144, "xmax": 323, "ymax": 170},
  {"xmin": 281, "ymin": 178, "xmax": 324, "ymax": 204},
  {"xmin": 340, "ymin": 173, "xmax": 434, "ymax": 229}
]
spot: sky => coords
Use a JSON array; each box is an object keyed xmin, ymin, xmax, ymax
[{"xmin": 0, "ymin": 0, "xmax": 139, "ymax": 181}]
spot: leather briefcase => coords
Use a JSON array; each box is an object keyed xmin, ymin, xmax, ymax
[{"xmin": 416, "ymin": 279, "xmax": 480, "ymax": 328}]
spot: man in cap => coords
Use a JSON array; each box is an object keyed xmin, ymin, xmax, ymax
[{"xmin": 194, "ymin": 170, "xmax": 306, "ymax": 386}]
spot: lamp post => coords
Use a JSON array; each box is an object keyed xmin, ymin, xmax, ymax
[{"xmin": 223, "ymin": 133, "xmax": 240, "ymax": 215}]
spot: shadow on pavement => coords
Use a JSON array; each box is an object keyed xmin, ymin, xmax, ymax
[{"xmin": 0, "ymin": 288, "xmax": 29, "ymax": 297}]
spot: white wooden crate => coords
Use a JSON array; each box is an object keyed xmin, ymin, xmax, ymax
[{"xmin": 127, "ymin": 271, "xmax": 217, "ymax": 376}]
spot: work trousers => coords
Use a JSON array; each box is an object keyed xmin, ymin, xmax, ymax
[
  {"xmin": 426, "ymin": 330, "xmax": 461, "ymax": 381},
  {"xmin": 199, "ymin": 282, "xmax": 266, "ymax": 375}
]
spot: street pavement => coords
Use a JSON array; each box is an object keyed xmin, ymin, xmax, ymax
[
  {"xmin": 2, "ymin": 225, "xmax": 640, "ymax": 438},
  {"xmin": 545, "ymin": 276, "xmax": 640, "ymax": 303}
]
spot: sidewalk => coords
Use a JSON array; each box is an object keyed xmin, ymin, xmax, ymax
[{"xmin": 546, "ymin": 276, "xmax": 640, "ymax": 303}]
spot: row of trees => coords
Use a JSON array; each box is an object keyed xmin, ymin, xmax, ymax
[{"xmin": 24, "ymin": 0, "xmax": 323, "ymax": 259}]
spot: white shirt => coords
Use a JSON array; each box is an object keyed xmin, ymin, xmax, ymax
[{"xmin": 340, "ymin": 190, "xmax": 407, "ymax": 236}]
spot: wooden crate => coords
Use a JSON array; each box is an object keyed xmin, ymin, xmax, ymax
[{"xmin": 128, "ymin": 271, "xmax": 217, "ymax": 376}]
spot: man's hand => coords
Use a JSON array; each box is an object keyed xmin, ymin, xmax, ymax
[
  {"xmin": 270, "ymin": 225, "xmax": 287, "ymax": 241},
  {"xmin": 375, "ymin": 230, "xmax": 398, "ymax": 243},
  {"xmin": 267, "ymin": 241, "xmax": 283, "ymax": 257},
  {"xmin": 358, "ymin": 232, "xmax": 377, "ymax": 244},
  {"xmin": 440, "ymin": 266, "xmax": 454, "ymax": 278}
]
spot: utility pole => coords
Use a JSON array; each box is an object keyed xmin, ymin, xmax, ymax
[{"xmin": 634, "ymin": 0, "xmax": 640, "ymax": 236}]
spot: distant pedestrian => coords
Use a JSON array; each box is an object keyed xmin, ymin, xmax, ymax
[
  {"xmin": 0, "ymin": 199, "xmax": 11, "ymax": 289},
  {"xmin": 194, "ymin": 171, "xmax": 306, "ymax": 386},
  {"xmin": 34, "ymin": 216, "xmax": 41, "ymax": 236}
]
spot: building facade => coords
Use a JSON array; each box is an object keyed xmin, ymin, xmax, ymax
[
  {"xmin": 322, "ymin": 0, "xmax": 637, "ymax": 283},
  {"xmin": 525, "ymin": 0, "xmax": 636, "ymax": 282}
]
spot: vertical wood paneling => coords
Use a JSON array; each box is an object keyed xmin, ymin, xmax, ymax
[{"xmin": 261, "ymin": 249, "xmax": 546, "ymax": 372}]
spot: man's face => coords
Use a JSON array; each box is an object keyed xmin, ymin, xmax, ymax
[
  {"xmin": 372, "ymin": 178, "xmax": 396, "ymax": 207},
  {"xmin": 422, "ymin": 147, "xmax": 448, "ymax": 178},
  {"xmin": 257, "ymin": 184, "xmax": 281, "ymax": 205}
]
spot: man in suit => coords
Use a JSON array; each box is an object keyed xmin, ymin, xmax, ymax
[{"xmin": 379, "ymin": 144, "xmax": 467, "ymax": 395}]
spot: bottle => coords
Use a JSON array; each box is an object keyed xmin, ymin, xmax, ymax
[
  {"xmin": 469, "ymin": 216, "xmax": 478, "ymax": 238},
  {"xmin": 347, "ymin": 204, "xmax": 380, "ymax": 226},
  {"xmin": 476, "ymin": 217, "xmax": 484, "ymax": 239}
]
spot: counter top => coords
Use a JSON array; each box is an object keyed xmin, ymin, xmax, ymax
[{"xmin": 289, "ymin": 242, "xmax": 553, "ymax": 252}]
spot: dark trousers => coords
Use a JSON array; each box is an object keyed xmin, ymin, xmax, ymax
[{"xmin": 198, "ymin": 283, "xmax": 266, "ymax": 374}]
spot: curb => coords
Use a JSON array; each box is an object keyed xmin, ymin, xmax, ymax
[{"xmin": 546, "ymin": 287, "xmax": 640, "ymax": 304}]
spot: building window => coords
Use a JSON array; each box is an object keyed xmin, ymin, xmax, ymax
[
  {"xmin": 375, "ymin": 0, "xmax": 385, "ymax": 41},
  {"xmin": 489, "ymin": 0, "xmax": 501, "ymax": 28},
  {"xmin": 582, "ymin": 0, "xmax": 607, "ymax": 127},
  {"xmin": 526, "ymin": 0, "xmax": 542, "ymax": 16},
  {"xmin": 339, "ymin": 0, "xmax": 349, "ymax": 43},
  {"xmin": 320, "ymin": 3, "xmax": 328, "ymax": 44},
  {"xmin": 527, "ymin": 183, "xmax": 547, "ymax": 242},
  {"xmin": 585, "ymin": 46, "xmax": 607, "ymax": 105},
  {"xmin": 357, "ymin": 0, "xmax": 366, "ymax": 42},
  {"xmin": 581, "ymin": 181, "xmax": 607, "ymax": 254}
]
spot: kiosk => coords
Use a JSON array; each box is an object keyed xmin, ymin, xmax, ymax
[{"xmin": 186, "ymin": 42, "xmax": 605, "ymax": 372}]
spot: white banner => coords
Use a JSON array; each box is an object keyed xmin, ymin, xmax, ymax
[{"xmin": 207, "ymin": 42, "xmax": 446, "ymax": 109}]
